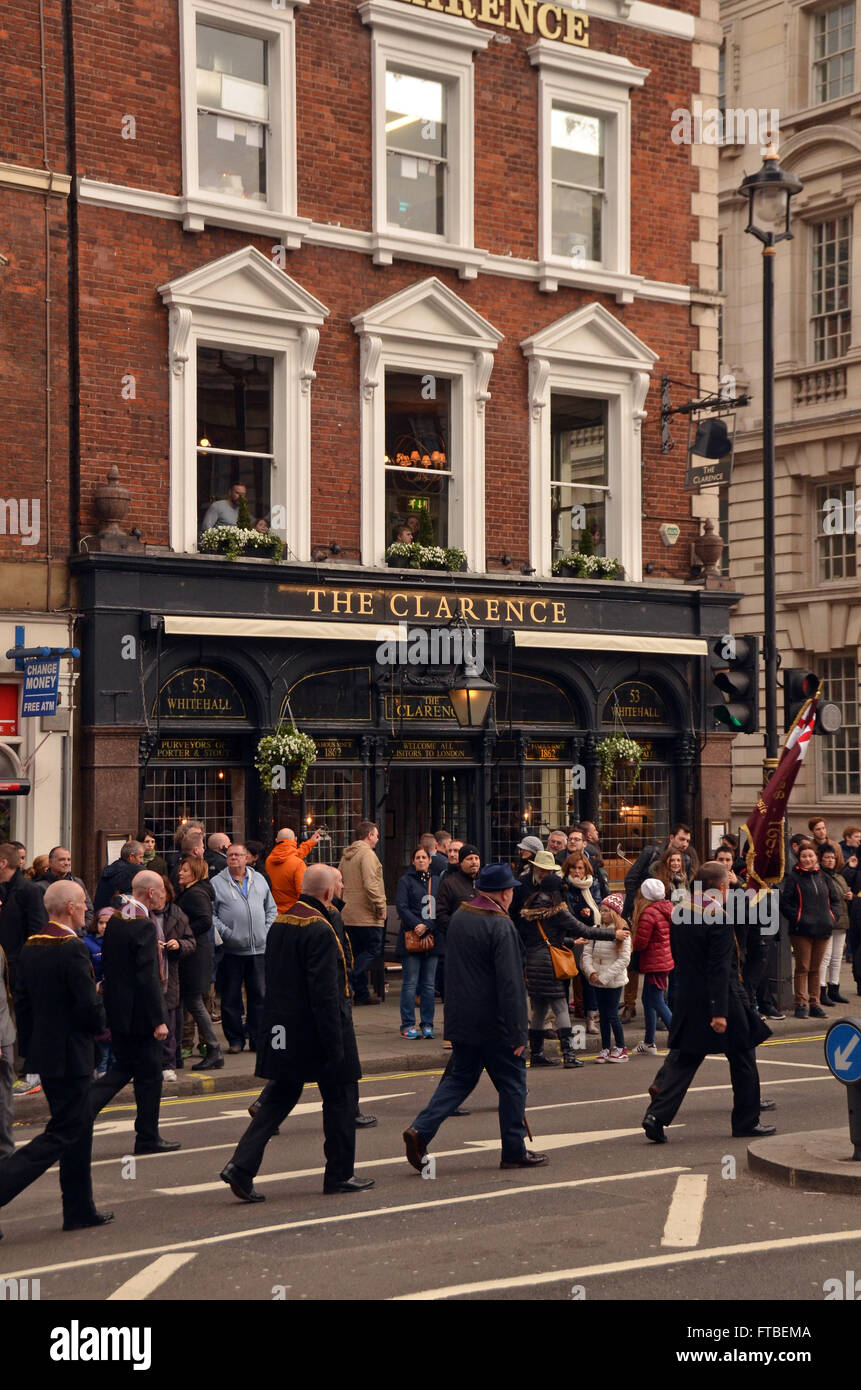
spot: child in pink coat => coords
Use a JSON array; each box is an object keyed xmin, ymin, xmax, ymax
[{"xmin": 632, "ymin": 878, "xmax": 674, "ymax": 1056}]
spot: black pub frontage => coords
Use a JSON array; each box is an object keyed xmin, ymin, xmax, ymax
[{"xmin": 71, "ymin": 554, "xmax": 737, "ymax": 897}]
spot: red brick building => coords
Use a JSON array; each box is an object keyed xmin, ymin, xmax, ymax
[{"xmin": 1, "ymin": 0, "xmax": 734, "ymax": 891}]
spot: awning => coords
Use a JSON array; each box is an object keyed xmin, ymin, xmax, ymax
[
  {"xmin": 163, "ymin": 616, "xmax": 404, "ymax": 641},
  {"xmin": 514, "ymin": 632, "xmax": 709, "ymax": 656}
]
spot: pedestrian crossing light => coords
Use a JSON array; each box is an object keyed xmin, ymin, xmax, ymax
[{"xmin": 709, "ymin": 633, "xmax": 759, "ymax": 734}]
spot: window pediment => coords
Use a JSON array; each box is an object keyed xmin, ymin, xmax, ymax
[
  {"xmin": 352, "ymin": 276, "xmax": 502, "ymax": 350},
  {"xmin": 521, "ymin": 301, "xmax": 657, "ymax": 369},
  {"xmin": 159, "ymin": 246, "xmax": 329, "ymax": 326}
]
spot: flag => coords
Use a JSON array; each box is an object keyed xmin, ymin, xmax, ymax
[{"xmin": 742, "ymin": 689, "xmax": 820, "ymax": 890}]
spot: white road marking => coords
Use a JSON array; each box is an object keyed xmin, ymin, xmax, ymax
[
  {"xmin": 157, "ymin": 1126, "xmax": 653, "ymax": 1195},
  {"xmin": 106, "ymin": 1252, "xmax": 196, "ymax": 1300},
  {"xmin": 91, "ymin": 1092, "xmax": 414, "ymax": 1136},
  {"xmin": 661, "ymin": 1173, "xmax": 708, "ymax": 1248},
  {"xmin": 393, "ymin": 1228, "xmax": 861, "ymax": 1300},
  {"xmin": 0, "ymin": 1167, "xmax": 688, "ymax": 1282},
  {"xmin": 528, "ymin": 1074, "xmax": 826, "ymax": 1114}
]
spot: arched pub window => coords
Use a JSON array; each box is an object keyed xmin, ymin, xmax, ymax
[
  {"xmin": 599, "ymin": 680, "xmax": 676, "ymax": 889},
  {"xmin": 491, "ymin": 672, "xmax": 582, "ymax": 862}
]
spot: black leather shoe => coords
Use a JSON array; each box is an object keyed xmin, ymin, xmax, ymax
[
  {"xmin": 323, "ymin": 1176, "xmax": 376, "ymax": 1194},
  {"xmin": 499, "ymin": 1151, "xmax": 549, "ymax": 1169},
  {"xmin": 452, "ymin": 1107, "xmax": 471, "ymax": 1116},
  {"xmin": 643, "ymin": 1112, "xmax": 667, "ymax": 1143},
  {"xmin": 732, "ymin": 1123, "xmax": 777, "ymax": 1137},
  {"xmin": 62, "ymin": 1209, "xmax": 114, "ymax": 1231},
  {"xmin": 354, "ymin": 1113, "xmax": 378, "ymax": 1128},
  {"xmin": 759, "ymin": 1098, "xmax": 777, "ymax": 1111},
  {"xmin": 403, "ymin": 1126, "xmax": 427, "ymax": 1172},
  {"xmin": 134, "ymin": 1137, "xmax": 181, "ymax": 1154},
  {"xmin": 809, "ymin": 1005, "xmax": 827, "ymax": 1019},
  {"xmin": 220, "ymin": 1162, "xmax": 265, "ymax": 1202}
]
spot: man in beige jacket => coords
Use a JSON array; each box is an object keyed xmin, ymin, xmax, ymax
[{"xmin": 338, "ymin": 821, "xmax": 387, "ymax": 1005}]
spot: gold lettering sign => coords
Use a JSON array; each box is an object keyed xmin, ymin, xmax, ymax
[
  {"xmin": 397, "ymin": 0, "xmax": 588, "ymax": 44},
  {"xmin": 154, "ymin": 737, "xmax": 240, "ymax": 761},
  {"xmin": 602, "ymin": 682, "xmax": 669, "ymax": 726},
  {"xmin": 284, "ymin": 585, "xmax": 570, "ymax": 628},
  {"xmin": 154, "ymin": 668, "xmax": 247, "ymax": 720},
  {"xmin": 384, "ymin": 694, "xmax": 456, "ymax": 722},
  {"xmin": 526, "ymin": 741, "xmax": 567, "ymax": 761},
  {"xmin": 391, "ymin": 740, "xmax": 473, "ymax": 760}
]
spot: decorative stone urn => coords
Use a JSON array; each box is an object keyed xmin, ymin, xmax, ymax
[
  {"xmin": 89, "ymin": 465, "xmax": 145, "ymax": 552},
  {"xmin": 693, "ymin": 516, "xmax": 724, "ymax": 578}
]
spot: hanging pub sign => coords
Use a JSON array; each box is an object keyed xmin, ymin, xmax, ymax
[
  {"xmin": 154, "ymin": 668, "xmax": 247, "ymax": 720},
  {"xmin": 602, "ymin": 683, "xmax": 668, "ymax": 725},
  {"xmin": 684, "ymin": 414, "xmax": 735, "ymax": 490}
]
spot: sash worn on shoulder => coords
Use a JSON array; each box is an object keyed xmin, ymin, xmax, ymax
[
  {"xmin": 278, "ymin": 901, "xmax": 350, "ymax": 997},
  {"xmin": 25, "ymin": 921, "xmax": 79, "ymax": 945}
]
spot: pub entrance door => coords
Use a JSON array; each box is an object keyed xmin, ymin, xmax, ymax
[{"xmin": 383, "ymin": 767, "xmax": 478, "ymax": 903}]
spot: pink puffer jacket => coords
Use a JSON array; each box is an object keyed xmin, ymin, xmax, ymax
[{"xmin": 633, "ymin": 899, "xmax": 674, "ymax": 974}]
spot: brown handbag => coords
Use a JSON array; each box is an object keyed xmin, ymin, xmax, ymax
[
  {"xmin": 404, "ymin": 929, "xmax": 434, "ymax": 953},
  {"xmin": 536, "ymin": 921, "xmax": 578, "ymax": 979}
]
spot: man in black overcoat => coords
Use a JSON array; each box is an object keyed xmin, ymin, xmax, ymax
[
  {"xmin": 88, "ymin": 874, "xmax": 178, "ymax": 1155},
  {"xmin": 220, "ymin": 863, "xmax": 375, "ymax": 1200},
  {"xmin": 0, "ymin": 881, "xmax": 110, "ymax": 1237},
  {"xmin": 642, "ymin": 860, "xmax": 776, "ymax": 1142},
  {"xmin": 0, "ymin": 841, "xmax": 48, "ymax": 991}
]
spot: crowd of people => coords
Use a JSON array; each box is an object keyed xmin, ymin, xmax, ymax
[{"xmin": 0, "ymin": 808, "xmax": 856, "ymax": 1235}]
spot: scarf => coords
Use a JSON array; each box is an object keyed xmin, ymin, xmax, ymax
[
  {"xmin": 569, "ymin": 874, "xmax": 600, "ymax": 926},
  {"xmin": 149, "ymin": 909, "xmax": 169, "ymax": 987}
]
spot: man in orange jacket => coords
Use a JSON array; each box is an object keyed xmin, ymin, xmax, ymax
[{"xmin": 266, "ymin": 829, "xmax": 322, "ymax": 913}]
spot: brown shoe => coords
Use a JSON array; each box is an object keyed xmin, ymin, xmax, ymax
[{"xmin": 403, "ymin": 1126, "xmax": 428, "ymax": 1172}]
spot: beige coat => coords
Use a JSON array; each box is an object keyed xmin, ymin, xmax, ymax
[{"xmin": 338, "ymin": 840, "xmax": 386, "ymax": 925}]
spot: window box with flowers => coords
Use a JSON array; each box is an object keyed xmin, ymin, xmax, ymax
[
  {"xmin": 552, "ymin": 552, "xmax": 623, "ymax": 579},
  {"xmin": 385, "ymin": 542, "xmax": 467, "ymax": 572},
  {"xmin": 199, "ymin": 526, "xmax": 284, "ymax": 563},
  {"xmin": 255, "ymin": 727, "xmax": 317, "ymax": 794}
]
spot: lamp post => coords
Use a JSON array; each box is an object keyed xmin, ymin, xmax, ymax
[{"xmin": 737, "ymin": 145, "xmax": 802, "ymax": 781}]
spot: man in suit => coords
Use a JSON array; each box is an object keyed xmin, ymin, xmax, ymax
[
  {"xmin": 403, "ymin": 863, "xmax": 549, "ymax": 1173},
  {"xmin": 0, "ymin": 881, "xmax": 110, "ymax": 1237},
  {"xmin": 642, "ymin": 860, "xmax": 776, "ymax": 1143},
  {"xmin": 88, "ymin": 872, "xmax": 180, "ymax": 1155},
  {"xmin": 220, "ymin": 863, "xmax": 375, "ymax": 1201}
]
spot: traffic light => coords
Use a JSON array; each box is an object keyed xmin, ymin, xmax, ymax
[
  {"xmin": 709, "ymin": 634, "xmax": 759, "ymax": 733},
  {"xmin": 783, "ymin": 669, "xmax": 819, "ymax": 732}
]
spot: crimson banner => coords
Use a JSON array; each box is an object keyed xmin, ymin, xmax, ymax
[{"xmin": 743, "ymin": 692, "xmax": 819, "ymax": 890}]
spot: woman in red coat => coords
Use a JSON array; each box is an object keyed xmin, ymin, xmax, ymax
[{"xmin": 632, "ymin": 877, "xmax": 674, "ymax": 1056}]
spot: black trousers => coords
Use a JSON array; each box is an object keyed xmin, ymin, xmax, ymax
[
  {"xmin": 0, "ymin": 1074, "xmax": 95, "ymax": 1223},
  {"xmin": 89, "ymin": 1034, "xmax": 163, "ymax": 1144},
  {"xmin": 231, "ymin": 1077, "xmax": 356, "ymax": 1187},
  {"xmin": 647, "ymin": 1046, "xmax": 761, "ymax": 1134}
]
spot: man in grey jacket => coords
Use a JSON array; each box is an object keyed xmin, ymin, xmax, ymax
[{"xmin": 212, "ymin": 843, "xmax": 277, "ymax": 1054}]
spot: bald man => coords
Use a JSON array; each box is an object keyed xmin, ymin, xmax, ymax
[
  {"xmin": 220, "ymin": 863, "xmax": 374, "ymax": 1200},
  {"xmin": 0, "ymin": 881, "xmax": 110, "ymax": 1237},
  {"xmin": 88, "ymin": 877, "xmax": 179, "ymax": 1155}
]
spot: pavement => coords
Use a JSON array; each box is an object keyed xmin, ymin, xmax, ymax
[
  {"xmin": 2, "ymin": 1031, "xmax": 860, "ymax": 1309},
  {"xmin": 12, "ymin": 965, "xmax": 860, "ymax": 1130}
]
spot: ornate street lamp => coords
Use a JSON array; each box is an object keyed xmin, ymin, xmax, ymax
[
  {"xmin": 447, "ymin": 669, "xmax": 497, "ymax": 728},
  {"xmin": 737, "ymin": 146, "xmax": 802, "ymax": 776}
]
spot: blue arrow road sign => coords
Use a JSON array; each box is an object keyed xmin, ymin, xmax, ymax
[{"xmin": 825, "ymin": 1019, "xmax": 861, "ymax": 1085}]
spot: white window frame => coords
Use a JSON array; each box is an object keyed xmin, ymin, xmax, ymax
[
  {"xmin": 159, "ymin": 246, "xmax": 328, "ymax": 560},
  {"xmin": 358, "ymin": 0, "xmax": 491, "ymax": 281},
  {"xmin": 352, "ymin": 277, "xmax": 502, "ymax": 569},
  {"xmin": 811, "ymin": 0, "xmax": 856, "ymax": 107},
  {"xmin": 529, "ymin": 40, "xmax": 649, "ymax": 297},
  {"xmin": 178, "ymin": 0, "xmax": 310, "ymax": 243},
  {"xmin": 522, "ymin": 302, "xmax": 657, "ymax": 581}
]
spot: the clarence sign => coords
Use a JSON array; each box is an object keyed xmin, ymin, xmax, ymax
[
  {"xmin": 393, "ymin": 0, "xmax": 589, "ymax": 45},
  {"xmin": 279, "ymin": 583, "xmax": 570, "ymax": 627}
]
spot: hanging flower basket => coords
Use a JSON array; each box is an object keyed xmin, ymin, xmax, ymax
[
  {"xmin": 552, "ymin": 553, "xmax": 623, "ymax": 579},
  {"xmin": 255, "ymin": 727, "xmax": 317, "ymax": 794},
  {"xmin": 199, "ymin": 526, "xmax": 284, "ymax": 563},
  {"xmin": 385, "ymin": 542, "xmax": 466, "ymax": 572},
  {"xmin": 596, "ymin": 734, "xmax": 645, "ymax": 791}
]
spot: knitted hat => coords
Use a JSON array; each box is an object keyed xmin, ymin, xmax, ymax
[
  {"xmin": 517, "ymin": 835, "xmax": 544, "ymax": 856},
  {"xmin": 602, "ymin": 891, "xmax": 625, "ymax": 915},
  {"xmin": 458, "ymin": 843, "xmax": 480, "ymax": 863},
  {"xmin": 640, "ymin": 878, "xmax": 666, "ymax": 902}
]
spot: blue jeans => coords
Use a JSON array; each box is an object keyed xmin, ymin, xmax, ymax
[
  {"xmin": 221, "ymin": 953, "xmax": 266, "ymax": 1050},
  {"xmin": 347, "ymin": 926, "xmax": 384, "ymax": 1001},
  {"xmin": 581, "ymin": 978, "xmax": 598, "ymax": 1012},
  {"xmin": 595, "ymin": 986, "xmax": 624, "ymax": 1050},
  {"xmin": 411, "ymin": 1042, "xmax": 528, "ymax": 1162},
  {"xmin": 643, "ymin": 975, "xmax": 672, "ymax": 1045},
  {"xmin": 400, "ymin": 952, "xmax": 438, "ymax": 1028}
]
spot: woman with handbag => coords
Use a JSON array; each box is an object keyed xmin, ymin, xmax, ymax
[
  {"xmin": 519, "ymin": 872, "xmax": 624, "ymax": 1068},
  {"xmin": 395, "ymin": 847, "xmax": 442, "ymax": 1039},
  {"xmin": 561, "ymin": 850, "xmax": 604, "ymax": 1035}
]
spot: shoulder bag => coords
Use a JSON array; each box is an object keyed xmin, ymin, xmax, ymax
[
  {"xmin": 536, "ymin": 921, "xmax": 578, "ymax": 979},
  {"xmin": 404, "ymin": 928, "xmax": 434, "ymax": 953}
]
